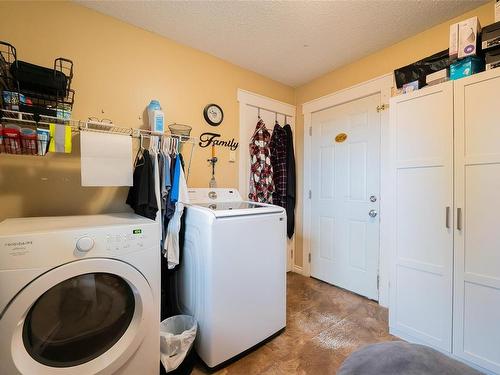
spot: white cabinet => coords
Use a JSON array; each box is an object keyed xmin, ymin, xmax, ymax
[
  {"xmin": 389, "ymin": 82, "xmax": 454, "ymax": 352},
  {"xmin": 453, "ymin": 70, "xmax": 500, "ymax": 374},
  {"xmin": 389, "ymin": 70, "xmax": 500, "ymax": 374}
]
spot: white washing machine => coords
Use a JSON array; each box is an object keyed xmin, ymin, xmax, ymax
[
  {"xmin": 0, "ymin": 213, "xmax": 160, "ymax": 375},
  {"xmin": 178, "ymin": 188, "xmax": 286, "ymax": 369}
]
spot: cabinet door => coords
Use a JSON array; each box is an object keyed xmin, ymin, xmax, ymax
[
  {"xmin": 389, "ymin": 82, "xmax": 454, "ymax": 352},
  {"xmin": 454, "ymin": 70, "xmax": 500, "ymax": 374}
]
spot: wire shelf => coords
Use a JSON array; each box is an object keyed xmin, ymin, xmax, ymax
[
  {"xmin": 0, "ymin": 109, "xmax": 198, "ymax": 182},
  {"xmin": 0, "ymin": 109, "xmax": 197, "ymax": 143}
]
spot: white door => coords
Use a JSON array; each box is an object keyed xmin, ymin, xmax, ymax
[
  {"xmin": 389, "ymin": 82, "xmax": 453, "ymax": 352},
  {"xmin": 310, "ymin": 93, "xmax": 380, "ymax": 300},
  {"xmin": 453, "ymin": 70, "xmax": 500, "ymax": 374}
]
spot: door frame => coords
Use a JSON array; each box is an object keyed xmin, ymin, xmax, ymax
[
  {"xmin": 237, "ymin": 89, "xmax": 296, "ymax": 272},
  {"xmin": 302, "ymin": 74, "xmax": 393, "ymax": 306}
]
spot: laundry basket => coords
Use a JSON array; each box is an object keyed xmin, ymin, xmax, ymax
[{"xmin": 160, "ymin": 315, "xmax": 197, "ymax": 373}]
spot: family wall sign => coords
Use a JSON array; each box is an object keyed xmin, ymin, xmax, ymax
[{"xmin": 199, "ymin": 132, "xmax": 239, "ymax": 151}]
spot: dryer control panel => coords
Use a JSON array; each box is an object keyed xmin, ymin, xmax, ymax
[
  {"xmin": 0, "ymin": 222, "xmax": 158, "ymax": 270},
  {"xmin": 103, "ymin": 230, "xmax": 146, "ymax": 253}
]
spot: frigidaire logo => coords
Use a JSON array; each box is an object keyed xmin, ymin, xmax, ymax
[{"xmin": 5, "ymin": 241, "xmax": 32, "ymax": 247}]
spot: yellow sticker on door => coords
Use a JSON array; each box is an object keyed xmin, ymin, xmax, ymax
[{"xmin": 335, "ymin": 133, "xmax": 347, "ymax": 143}]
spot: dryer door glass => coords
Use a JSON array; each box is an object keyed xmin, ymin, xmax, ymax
[{"xmin": 22, "ymin": 272, "xmax": 135, "ymax": 367}]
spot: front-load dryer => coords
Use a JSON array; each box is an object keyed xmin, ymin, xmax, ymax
[{"xmin": 0, "ymin": 213, "xmax": 160, "ymax": 375}]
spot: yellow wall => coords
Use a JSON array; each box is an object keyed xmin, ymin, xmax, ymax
[
  {"xmin": 0, "ymin": 1, "xmax": 293, "ymax": 221},
  {"xmin": 292, "ymin": 1, "xmax": 496, "ymax": 267},
  {"xmin": 1, "ymin": 1, "xmax": 497, "ymax": 269}
]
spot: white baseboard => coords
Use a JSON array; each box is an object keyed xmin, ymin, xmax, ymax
[{"xmin": 292, "ymin": 265, "xmax": 305, "ymax": 275}]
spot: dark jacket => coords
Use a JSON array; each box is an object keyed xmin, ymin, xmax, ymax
[{"xmin": 284, "ymin": 124, "xmax": 295, "ymax": 238}]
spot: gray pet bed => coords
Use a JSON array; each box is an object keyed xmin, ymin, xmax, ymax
[{"xmin": 337, "ymin": 341, "xmax": 483, "ymax": 375}]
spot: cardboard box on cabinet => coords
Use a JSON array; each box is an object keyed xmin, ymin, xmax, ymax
[{"xmin": 458, "ymin": 17, "xmax": 481, "ymax": 59}]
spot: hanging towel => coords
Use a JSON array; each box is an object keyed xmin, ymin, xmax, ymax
[
  {"xmin": 164, "ymin": 163, "xmax": 189, "ymax": 269},
  {"xmin": 80, "ymin": 131, "xmax": 133, "ymax": 186},
  {"xmin": 48, "ymin": 123, "xmax": 72, "ymax": 153}
]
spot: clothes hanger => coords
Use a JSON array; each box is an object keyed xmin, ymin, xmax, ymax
[
  {"xmin": 160, "ymin": 135, "xmax": 165, "ymax": 153},
  {"xmin": 151, "ymin": 135, "xmax": 159, "ymax": 154},
  {"xmin": 134, "ymin": 134, "xmax": 145, "ymax": 166}
]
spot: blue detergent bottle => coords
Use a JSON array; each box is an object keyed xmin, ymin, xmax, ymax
[{"xmin": 147, "ymin": 100, "xmax": 164, "ymax": 133}]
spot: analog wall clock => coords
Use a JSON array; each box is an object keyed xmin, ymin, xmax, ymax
[{"xmin": 203, "ymin": 104, "xmax": 224, "ymax": 126}]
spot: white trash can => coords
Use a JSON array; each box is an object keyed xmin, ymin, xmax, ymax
[{"xmin": 160, "ymin": 315, "xmax": 197, "ymax": 373}]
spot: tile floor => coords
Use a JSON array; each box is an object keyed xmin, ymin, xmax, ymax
[{"xmin": 192, "ymin": 272, "xmax": 397, "ymax": 374}]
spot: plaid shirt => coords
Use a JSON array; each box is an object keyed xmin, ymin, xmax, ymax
[
  {"xmin": 269, "ymin": 123, "xmax": 287, "ymax": 208},
  {"xmin": 249, "ymin": 120, "xmax": 274, "ymax": 203}
]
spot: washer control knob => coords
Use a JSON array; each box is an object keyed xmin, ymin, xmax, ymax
[{"xmin": 76, "ymin": 237, "xmax": 94, "ymax": 252}]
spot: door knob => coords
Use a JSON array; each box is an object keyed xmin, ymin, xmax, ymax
[{"xmin": 369, "ymin": 210, "xmax": 378, "ymax": 218}]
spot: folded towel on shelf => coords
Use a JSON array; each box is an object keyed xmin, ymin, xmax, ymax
[{"xmin": 48, "ymin": 123, "xmax": 72, "ymax": 153}]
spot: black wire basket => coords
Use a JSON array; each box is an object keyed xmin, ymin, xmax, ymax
[
  {"xmin": 0, "ymin": 41, "xmax": 75, "ymax": 119},
  {"xmin": 0, "ymin": 123, "xmax": 51, "ymax": 156}
]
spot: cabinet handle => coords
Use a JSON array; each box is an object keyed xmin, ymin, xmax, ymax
[
  {"xmin": 446, "ymin": 206, "xmax": 450, "ymax": 229},
  {"xmin": 457, "ymin": 208, "xmax": 463, "ymax": 231}
]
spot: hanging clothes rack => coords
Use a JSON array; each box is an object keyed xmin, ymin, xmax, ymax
[
  {"xmin": 247, "ymin": 104, "xmax": 290, "ymax": 119},
  {"xmin": 1, "ymin": 109, "xmax": 197, "ymax": 181}
]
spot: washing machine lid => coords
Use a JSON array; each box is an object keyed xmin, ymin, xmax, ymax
[
  {"xmin": 187, "ymin": 188, "xmax": 284, "ymax": 217},
  {"xmin": 189, "ymin": 201, "xmax": 284, "ymax": 217}
]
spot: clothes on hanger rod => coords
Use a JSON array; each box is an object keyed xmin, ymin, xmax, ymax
[
  {"xmin": 126, "ymin": 149, "xmax": 158, "ymax": 220},
  {"xmin": 249, "ymin": 119, "xmax": 274, "ymax": 203},
  {"xmin": 246, "ymin": 112, "xmax": 296, "ymax": 237},
  {"xmin": 284, "ymin": 123, "xmax": 296, "ymax": 239},
  {"xmin": 165, "ymin": 156, "xmax": 189, "ymax": 270},
  {"xmin": 127, "ymin": 134, "xmax": 189, "ymax": 265},
  {"xmin": 269, "ymin": 123, "xmax": 287, "ymax": 208},
  {"xmin": 126, "ymin": 133, "xmax": 192, "ymax": 329}
]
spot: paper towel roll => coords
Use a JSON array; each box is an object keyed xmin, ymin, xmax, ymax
[{"xmin": 80, "ymin": 131, "xmax": 133, "ymax": 187}]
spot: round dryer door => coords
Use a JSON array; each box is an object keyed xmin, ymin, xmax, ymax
[{"xmin": 0, "ymin": 258, "xmax": 154, "ymax": 375}]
